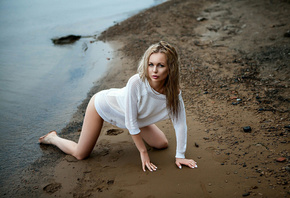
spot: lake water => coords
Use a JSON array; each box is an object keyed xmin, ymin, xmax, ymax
[{"xmin": 0, "ymin": 0, "xmax": 165, "ymax": 186}]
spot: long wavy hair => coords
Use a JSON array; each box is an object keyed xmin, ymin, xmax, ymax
[{"xmin": 138, "ymin": 41, "xmax": 180, "ymax": 118}]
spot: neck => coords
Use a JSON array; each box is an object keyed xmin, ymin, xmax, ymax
[{"xmin": 148, "ymin": 80, "xmax": 165, "ymax": 94}]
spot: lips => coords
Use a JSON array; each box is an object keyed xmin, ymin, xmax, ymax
[{"xmin": 152, "ymin": 75, "xmax": 159, "ymax": 79}]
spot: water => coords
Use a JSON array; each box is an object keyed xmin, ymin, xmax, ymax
[{"xmin": 0, "ymin": 0, "xmax": 166, "ymax": 186}]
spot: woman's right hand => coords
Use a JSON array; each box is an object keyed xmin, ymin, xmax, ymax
[{"xmin": 140, "ymin": 151, "xmax": 157, "ymax": 172}]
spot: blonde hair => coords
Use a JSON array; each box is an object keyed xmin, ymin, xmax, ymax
[{"xmin": 137, "ymin": 41, "xmax": 180, "ymax": 118}]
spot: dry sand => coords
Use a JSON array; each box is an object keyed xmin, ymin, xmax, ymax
[{"xmin": 3, "ymin": 0, "xmax": 289, "ymax": 197}]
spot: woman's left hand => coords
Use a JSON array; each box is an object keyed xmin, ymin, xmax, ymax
[{"xmin": 175, "ymin": 158, "xmax": 197, "ymax": 169}]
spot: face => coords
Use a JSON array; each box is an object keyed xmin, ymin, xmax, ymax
[{"xmin": 147, "ymin": 52, "xmax": 169, "ymax": 85}]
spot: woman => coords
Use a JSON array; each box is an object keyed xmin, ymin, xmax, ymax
[{"xmin": 39, "ymin": 41, "xmax": 197, "ymax": 172}]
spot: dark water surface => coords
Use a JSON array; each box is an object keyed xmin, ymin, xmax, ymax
[{"xmin": 0, "ymin": 0, "xmax": 166, "ymax": 186}]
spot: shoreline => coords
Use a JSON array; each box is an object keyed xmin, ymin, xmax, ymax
[{"xmin": 4, "ymin": 0, "xmax": 289, "ymax": 197}]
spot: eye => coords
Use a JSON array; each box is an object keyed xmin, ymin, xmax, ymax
[
  {"xmin": 148, "ymin": 63, "xmax": 154, "ymax": 67},
  {"xmin": 158, "ymin": 64, "xmax": 165, "ymax": 67}
]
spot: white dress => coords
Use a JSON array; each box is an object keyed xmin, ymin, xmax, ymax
[{"xmin": 94, "ymin": 74, "xmax": 187, "ymax": 158}]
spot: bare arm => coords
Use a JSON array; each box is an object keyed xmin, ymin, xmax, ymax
[{"xmin": 131, "ymin": 134, "xmax": 157, "ymax": 172}]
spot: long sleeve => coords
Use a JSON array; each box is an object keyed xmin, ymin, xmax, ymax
[
  {"xmin": 125, "ymin": 75, "xmax": 141, "ymax": 135},
  {"xmin": 171, "ymin": 95, "xmax": 187, "ymax": 159}
]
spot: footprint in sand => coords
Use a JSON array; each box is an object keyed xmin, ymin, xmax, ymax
[
  {"xmin": 43, "ymin": 182, "xmax": 62, "ymax": 194},
  {"xmin": 106, "ymin": 129, "xmax": 124, "ymax": 136}
]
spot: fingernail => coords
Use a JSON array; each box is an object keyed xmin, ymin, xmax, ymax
[
  {"xmin": 179, "ymin": 166, "xmax": 182, "ymax": 169},
  {"xmin": 195, "ymin": 165, "xmax": 198, "ymax": 168}
]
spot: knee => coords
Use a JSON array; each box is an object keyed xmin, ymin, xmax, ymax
[
  {"xmin": 155, "ymin": 140, "xmax": 168, "ymax": 150},
  {"xmin": 73, "ymin": 152, "xmax": 89, "ymax": 160}
]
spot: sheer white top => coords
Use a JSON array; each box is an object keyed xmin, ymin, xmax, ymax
[{"xmin": 94, "ymin": 74, "xmax": 187, "ymax": 158}]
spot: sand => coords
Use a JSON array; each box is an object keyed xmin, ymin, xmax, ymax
[{"xmin": 3, "ymin": 0, "xmax": 289, "ymax": 197}]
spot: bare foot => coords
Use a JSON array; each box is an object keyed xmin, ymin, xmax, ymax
[{"xmin": 39, "ymin": 131, "xmax": 57, "ymax": 144}]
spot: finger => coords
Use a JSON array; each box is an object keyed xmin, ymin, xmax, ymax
[
  {"xmin": 150, "ymin": 163, "xmax": 157, "ymax": 171},
  {"xmin": 175, "ymin": 161, "xmax": 182, "ymax": 169},
  {"xmin": 147, "ymin": 162, "xmax": 157, "ymax": 172},
  {"xmin": 142, "ymin": 163, "xmax": 146, "ymax": 172},
  {"xmin": 189, "ymin": 161, "xmax": 197, "ymax": 168},
  {"xmin": 146, "ymin": 163, "xmax": 153, "ymax": 172}
]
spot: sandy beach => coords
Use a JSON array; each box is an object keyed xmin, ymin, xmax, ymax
[{"xmin": 3, "ymin": 0, "xmax": 289, "ymax": 197}]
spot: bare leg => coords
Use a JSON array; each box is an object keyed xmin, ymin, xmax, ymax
[
  {"xmin": 140, "ymin": 124, "xmax": 168, "ymax": 149},
  {"xmin": 39, "ymin": 94, "xmax": 103, "ymax": 160}
]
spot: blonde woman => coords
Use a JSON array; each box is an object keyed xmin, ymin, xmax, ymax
[{"xmin": 39, "ymin": 41, "xmax": 197, "ymax": 171}]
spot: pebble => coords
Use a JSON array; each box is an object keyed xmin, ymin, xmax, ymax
[
  {"xmin": 197, "ymin": 17, "xmax": 207, "ymax": 21},
  {"xmin": 243, "ymin": 126, "xmax": 252, "ymax": 132},
  {"xmin": 284, "ymin": 30, "xmax": 290, "ymax": 37},
  {"xmin": 195, "ymin": 142, "xmax": 199, "ymax": 147},
  {"xmin": 276, "ymin": 157, "xmax": 286, "ymax": 162},
  {"xmin": 242, "ymin": 192, "xmax": 250, "ymax": 197}
]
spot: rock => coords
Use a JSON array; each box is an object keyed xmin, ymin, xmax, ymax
[
  {"xmin": 197, "ymin": 17, "xmax": 207, "ymax": 22},
  {"xmin": 52, "ymin": 35, "xmax": 81, "ymax": 45},
  {"xmin": 195, "ymin": 142, "xmax": 199, "ymax": 147},
  {"xmin": 243, "ymin": 126, "xmax": 252, "ymax": 132},
  {"xmin": 284, "ymin": 30, "xmax": 290, "ymax": 37},
  {"xmin": 276, "ymin": 157, "xmax": 286, "ymax": 162},
  {"xmin": 242, "ymin": 192, "xmax": 250, "ymax": 197}
]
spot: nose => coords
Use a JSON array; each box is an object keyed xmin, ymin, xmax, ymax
[{"xmin": 153, "ymin": 66, "xmax": 157, "ymax": 73}]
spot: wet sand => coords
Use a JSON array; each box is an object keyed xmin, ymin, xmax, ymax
[{"xmin": 3, "ymin": 0, "xmax": 289, "ymax": 197}]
